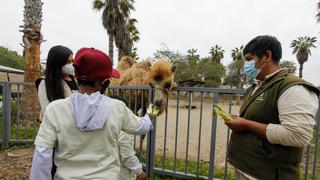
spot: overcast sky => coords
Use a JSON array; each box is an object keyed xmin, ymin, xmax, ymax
[{"xmin": 1, "ymin": 0, "xmax": 319, "ymax": 85}]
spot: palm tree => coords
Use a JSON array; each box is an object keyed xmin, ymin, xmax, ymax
[
  {"xmin": 316, "ymin": 1, "xmax": 320, "ymax": 22},
  {"xmin": 128, "ymin": 18, "xmax": 140, "ymax": 42},
  {"xmin": 19, "ymin": 0, "xmax": 43, "ymax": 121},
  {"xmin": 230, "ymin": 45, "xmax": 246, "ymax": 88},
  {"xmin": 116, "ymin": 18, "xmax": 140, "ymax": 60},
  {"xmin": 92, "ymin": 0, "xmax": 135, "ymax": 62},
  {"xmin": 209, "ymin": 45, "xmax": 224, "ymax": 63},
  {"xmin": 290, "ymin": 36, "xmax": 317, "ymax": 78}
]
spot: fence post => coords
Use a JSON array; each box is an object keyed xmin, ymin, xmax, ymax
[
  {"xmin": 2, "ymin": 82, "xmax": 11, "ymax": 149},
  {"xmin": 312, "ymin": 102, "xmax": 320, "ymax": 180},
  {"xmin": 146, "ymin": 87, "xmax": 156, "ymax": 177},
  {"xmin": 208, "ymin": 92, "xmax": 219, "ymax": 180}
]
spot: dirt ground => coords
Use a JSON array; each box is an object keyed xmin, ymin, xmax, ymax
[
  {"xmin": 154, "ymin": 99, "xmax": 240, "ymax": 168},
  {"xmin": 0, "ymin": 99, "xmax": 240, "ymax": 179},
  {"xmin": 0, "ymin": 147, "xmax": 34, "ymax": 179}
]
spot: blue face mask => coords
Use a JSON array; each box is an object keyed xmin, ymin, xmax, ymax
[{"xmin": 244, "ymin": 60, "xmax": 260, "ymax": 79}]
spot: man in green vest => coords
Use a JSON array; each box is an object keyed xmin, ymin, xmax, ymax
[{"xmin": 225, "ymin": 35, "xmax": 319, "ymax": 180}]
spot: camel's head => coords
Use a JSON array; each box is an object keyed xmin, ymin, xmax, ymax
[{"xmin": 144, "ymin": 60, "xmax": 177, "ymax": 115}]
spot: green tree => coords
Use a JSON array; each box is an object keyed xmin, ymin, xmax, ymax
[
  {"xmin": 198, "ymin": 58, "xmax": 226, "ymax": 87},
  {"xmin": 224, "ymin": 63, "xmax": 241, "ymax": 88},
  {"xmin": 153, "ymin": 48, "xmax": 225, "ymax": 87},
  {"xmin": 153, "ymin": 46, "xmax": 185, "ymax": 63},
  {"xmin": 209, "ymin": 44, "xmax": 224, "ymax": 64},
  {"xmin": 280, "ymin": 60, "xmax": 297, "ymax": 74},
  {"xmin": 0, "ymin": 46, "xmax": 24, "ymax": 70},
  {"xmin": 290, "ymin": 36, "xmax": 317, "ymax": 78},
  {"xmin": 92, "ymin": 0, "xmax": 135, "ymax": 62},
  {"xmin": 226, "ymin": 45, "xmax": 248, "ymax": 88}
]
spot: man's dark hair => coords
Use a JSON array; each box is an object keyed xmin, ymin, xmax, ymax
[
  {"xmin": 243, "ymin": 35, "xmax": 282, "ymax": 63},
  {"xmin": 77, "ymin": 78, "xmax": 96, "ymax": 87}
]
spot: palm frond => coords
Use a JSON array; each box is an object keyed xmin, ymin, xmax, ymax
[{"xmin": 92, "ymin": 0, "xmax": 105, "ymax": 11}]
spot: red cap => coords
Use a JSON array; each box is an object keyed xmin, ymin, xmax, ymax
[{"xmin": 73, "ymin": 48, "xmax": 120, "ymax": 81}]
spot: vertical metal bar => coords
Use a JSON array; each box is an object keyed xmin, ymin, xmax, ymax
[
  {"xmin": 24, "ymin": 84, "xmax": 28, "ymax": 142},
  {"xmin": 128, "ymin": 90, "xmax": 132, "ymax": 109},
  {"xmin": 134, "ymin": 90, "xmax": 138, "ymax": 114},
  {"xmin": 224, "ymin": 94, "xmax": 233, "ymax": 180},
  {"xmin": 16, "ymin": 84, "xmax": 21, "ymax": 140},
  {"xmin": 146, "ymin": 87, "xmax": 155, "ymax": 177},
  {"xmin": 304, "ymin": 145, "xmax": 310, "ymax": 180},
  {"xmin": 162, "ymin": 95, "xmax": 169, "ymax": 170},
  {"xmin": 32, "ymin": 86, "xmax": 37, "ymax": 140},
  {"xmin": 138, "ymin": 135, "xmax": 143, "ymax": 161},
  {"xmin": 173, "ymin": 91, "xmax": 180, "ymax": 172},
  {"xmin": 312, "ymin": 103, "xmax": 320, "ymax": 180},
  {"xmin": 2, "ymin": 82, "xmax": 11, "ymax": 149},
  {"xmin": 138, "ymin": 90, "xmax": 144, "ymax": 160},
  {"xmin": 133, "ymin": 134, "xmax": 136, "ymax": 153},
  {"xmin": 116, "ymin": 88, "xmax": 120, "ymax": 95},
  {"xmin": 196, "ymin": 92, "xmax": 204, "ymax": 177},
  {"xmin": 184, "ymin": 91, "xmax": 192, "ymax": 173},
  {"xmin": 208, "ymin": 92, "xmax": 219, "ymax": 180},
  {"xmin": 141, "ymin": 89, "xmax": 145, "ymax": 117}
]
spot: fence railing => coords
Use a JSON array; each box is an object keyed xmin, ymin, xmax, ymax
[{"xmin": 0, "ymin": 81, "xmax": 319, "ymax": 180}]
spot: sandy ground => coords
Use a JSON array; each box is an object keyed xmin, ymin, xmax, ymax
[{"xmin": 153, "ymin": 99, "xmax": 240, "ymax": 169}]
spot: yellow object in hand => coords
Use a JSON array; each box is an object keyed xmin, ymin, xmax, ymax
[
  {"xmin": 214, "ymin": 104, "xmax": 233, "ymax": 121},
  {"xmin": 147, "ymin": 104, "xmax": 160, "ymax": 116}
]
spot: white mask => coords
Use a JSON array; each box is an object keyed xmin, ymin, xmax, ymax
[{"xmin": 62, "ymin": 64, "xmax": 74, "ymax": 76}]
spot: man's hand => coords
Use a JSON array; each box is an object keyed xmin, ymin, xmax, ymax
[
  {"xmin": 225, "ymin": 116, "xmax": 268, "ymax": 139},
  {"xmin": 224, "ymin": 117, "xmax": 248, "ymax": 133},
  {"xmin": 137, "ymin": 170, "xmax": 147, "ymax": 180}
]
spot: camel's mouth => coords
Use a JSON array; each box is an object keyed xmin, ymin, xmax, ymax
[{"xmin": 153, "ymin": 98, "xmax": 168, "ymax": 115}]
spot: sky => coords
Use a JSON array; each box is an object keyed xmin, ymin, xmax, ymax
[{"xmin": 0, "ymin": 0, "xmax": 319, "ymax": 85}]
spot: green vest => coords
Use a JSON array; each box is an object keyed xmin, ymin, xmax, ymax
[{"xmin": 227, "ymin": 69, "xmax": 320, "ymax": 180}]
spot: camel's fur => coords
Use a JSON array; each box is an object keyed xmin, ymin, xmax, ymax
[
  {"xmin": 111, "ymin": 56, "xmax": 136, "ymax": 86},
  {"xmin": 111, "ymin": 59, "xmax": 176, "ymax": 115}
]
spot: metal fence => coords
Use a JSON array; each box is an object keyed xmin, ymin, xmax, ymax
[{"xmin": 1, "ymin": 81, "xmax": 319, "ymax": 180}]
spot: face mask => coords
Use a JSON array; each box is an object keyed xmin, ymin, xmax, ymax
[
  {"xmin": 243, "ymin": 60, "xmax": 260, "ymax": 79},
  {"xmin": 62, "ymin": 64, "xmax": 74, "ymax": 76}
]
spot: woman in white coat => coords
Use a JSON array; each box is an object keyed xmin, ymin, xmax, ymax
[{"xmin": 35, "ymin": 45, "xmax": 79, "ymax": 177}]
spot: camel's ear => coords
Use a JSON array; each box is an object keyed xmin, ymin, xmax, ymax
[{"xmin": 171, "ymin": 65, "xmax": 177, "ymax": 73}]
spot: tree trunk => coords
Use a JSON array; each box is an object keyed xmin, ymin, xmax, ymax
[
  {"xmin": 109, "ymin": 35, "xmax": 114, "ymax": 64},
  {"xmin": 299, "ymin": 63, "xmax": 303, "ymax": 78},
  {"xmin": 18, "ymin": 0, "xmax": 43, "ymax": 123},
  {"xmin": 20, "ymin": 39, "xmax": 41, "ymax": 122}
]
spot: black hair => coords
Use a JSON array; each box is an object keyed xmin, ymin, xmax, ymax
[
  {"xmin": 77, "ymin": 78, "xmax": 110, "ymax": 94},
  {"xmin": 77, "ymin": 78, "xmax": 96, "ymax": 87},
  {"xmin": 45, "ymin": 45, "xmax": 73, "ymax": 102},
  {"xmin": 243, "ymin": 35, "xmax": 282, "ymax": 63}
]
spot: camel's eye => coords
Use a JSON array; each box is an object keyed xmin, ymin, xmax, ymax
[{"xmin": 164, "ymin": 82, "xmax": 171, "ymax": 89}]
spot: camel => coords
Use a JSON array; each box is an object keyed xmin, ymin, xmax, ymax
[
  {"xmin": 112, "ymin": 59, "xmax": 177, "ymax": 116},
  {"xmin": 110, "ymin": 59, "xmax": 177, "ymax": 155},
  {"xmin": 110, "ymin": 56, "xmax": 136, "ymax": 86}
]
